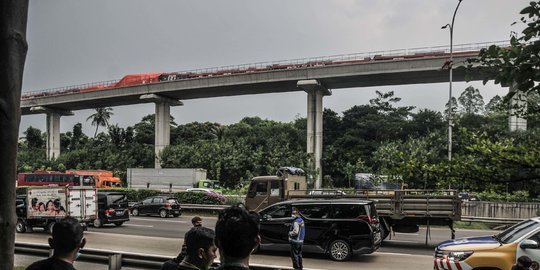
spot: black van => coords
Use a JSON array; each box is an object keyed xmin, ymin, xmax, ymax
[
  {"xmin": 257, "ymin": 199, "xmax": 382, "ymax": 261},
  {"xmin": 92, "ymin": 191, "xmax": 130, "ymax": 227}
]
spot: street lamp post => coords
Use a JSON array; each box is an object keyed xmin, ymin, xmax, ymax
[{"xmin": 442, "ymin": 0, "xmax": 463, "ymax": 163}]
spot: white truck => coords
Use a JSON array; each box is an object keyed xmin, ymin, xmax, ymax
[
  {"xmin": 16, "ymin": 186, "xmax": 97, "ymax": 233},
  {"xmin": 127, "ymin": 168, "xmax": 207, "ymax": 190}
]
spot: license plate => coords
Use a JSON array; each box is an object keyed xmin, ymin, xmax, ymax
[
  {"xmin": 116, "ymin": 211, "xmax": 124, "ymax": 216},
  {"xmin": 174, "ymin": 210, "xmax": 179, "ymax": 214}
]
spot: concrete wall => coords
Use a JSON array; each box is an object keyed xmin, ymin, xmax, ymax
[{"xmin": 127, "ymin": 168, "xmax": 207, "ymax": 189}]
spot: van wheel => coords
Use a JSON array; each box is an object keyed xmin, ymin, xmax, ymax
[
  {"xmin": 328, "ymin": 239, "xmax": 351, "ymax": 261},
  {"xmin": 93, "ymin": 218, "xmax": 103, "ymax": 228},
  {"xmin": 132, "ymin": 208, "xmax": 139, "ymax": 216},
  {"xmin": 16, "ymin": 220, "xmax": 26, "ymax": 233},
  {"xmin": 159, "ymin": 209, "xmax": 168, "ymax": 218},
  {"xmin": 380, "ymin": 221, "xmax": 390, "ymax": 240},
  {"xmin": 47, "ymin": 222, "xmax": 56, "ymax": 234},
  {"xmin": 114, "ymin": 222, "xmax": 124, "ymax": 227}
]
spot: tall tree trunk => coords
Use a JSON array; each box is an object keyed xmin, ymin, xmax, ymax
[{"xmin": 0, "ymin": 1, "xmax": 29, "ymax": 269}]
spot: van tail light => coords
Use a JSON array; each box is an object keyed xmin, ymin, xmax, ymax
[
  {"xmin": 359, "ymin": 215, "xmax": 379, "ymax": 225},
  {"xmin": 165, "ymin": 202, "xmax": 171, "ymax": 209},
  {"xmin": 105, "ymin": 209, "xmax": 114, "ymax": 216}
]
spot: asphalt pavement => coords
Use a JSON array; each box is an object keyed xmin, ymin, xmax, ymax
[{"xmin": 14, "ymin": 215, "xmax": 501, "ymax": 270}]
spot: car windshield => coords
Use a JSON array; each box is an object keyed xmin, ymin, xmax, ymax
[{"xmin": 496, "ymin": 219, "xmax": 540, "ymax": 243}]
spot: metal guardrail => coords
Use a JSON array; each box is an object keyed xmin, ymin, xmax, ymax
[
  {"xmin": 183, "ymin": 204, "xmax": 527, "ymax": 226},
  {"xmin": 181, "ymin": 203, "xmax": 228, "ymax": 211},
  {"xmin": 461, "ymin": 216, "xmax": 524, "ymax": 224},
  {"xmin": 15, "ymin": 242, "xmax": 288, "ymax": 270}
]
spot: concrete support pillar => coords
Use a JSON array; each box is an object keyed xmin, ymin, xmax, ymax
[
  {"xmin": 508, "ymin": 83, "xmax": 527, "ymax": 131},
  {"xmin": 297, "ymin": 80, "xmax": 331, "ymax": 189},
  {"xmin": 154, "ymin": 102, "xmax": 170, "ymax": 168},
  {"xmin": 46, "ymin": 113, "xmax": 61, "ymax": 160},
  {"xmin": 30, "ymin": 106, "xmax": 73, "ymax": 160},
  {"xmin": 140, "ymin": 94, "xmax": 183, "ymax": 168}
]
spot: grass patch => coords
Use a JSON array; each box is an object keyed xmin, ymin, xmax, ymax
[
  {"xmin": 15, "ymin": 267, "xmax": 25, "ymax": 270},
  {"xmin": 454, "ymin": 221, "xmax": 492, "ymax": 230}
]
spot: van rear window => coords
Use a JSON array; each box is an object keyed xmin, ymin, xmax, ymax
[
  {"xmin": 107, "ymin": 194, "xmax": 127, "ymax": 207},
  {"xmin": 333, "ymin": 204, "xmax": 367, "ymax": 219}
]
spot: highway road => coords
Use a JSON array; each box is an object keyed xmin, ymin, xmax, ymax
[{"xmin": 16, "ymin": 215, "xmax": 501, "ymax": 270}]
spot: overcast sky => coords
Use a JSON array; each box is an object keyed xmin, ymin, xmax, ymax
[{"xmin": 20, "ymin": 0, "xmax": 529, "ymax": 136}]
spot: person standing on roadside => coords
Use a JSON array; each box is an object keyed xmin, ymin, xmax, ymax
[
  {"xmin": 175, "ymin": 226, "xmax": 218, "ymax": 270},
  {"xmin": 26, "ymin": 218, "xmax": 86, "ymax": 270},
  {"xmin": 161, "ymin": 216, "xmax": 205, "ymax": 270},
  {"xmin": 289, "ymin": 207, "xmax": 305, "ymax": 270},
  {"xmin": 214, "ymin": 203, "xmax": 261, "ymax": 270},
  {"xmin": 192, "ymin": 216, "xmax": 202, "ymax": 227}
]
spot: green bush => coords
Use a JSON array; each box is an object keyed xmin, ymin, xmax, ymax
[
  {"xmin": 477, "ymin": 190, "xmax": 537, "ymax": 202},
  {"xmin": 223, "ymin": 195, "xmax": 245, "ymax": 206},
  {"xmin": 174, "ymin": 192, "xmax": 224, "ymax": 205},
  {"xmin": 18, "ymin": 187, "xmax": 227, "ymax": 205},
  {"xmin": 16, "ymin": 187, "xmax": 27, "ymax": 195}
]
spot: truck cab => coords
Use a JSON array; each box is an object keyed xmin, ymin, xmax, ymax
[
  {"xmin": 246, "ymin": 167, "xmax": 307, "ymax": 211},
  {"xmin": 245, "ymin": 167, "xmax": 460, "ymax": 242}
]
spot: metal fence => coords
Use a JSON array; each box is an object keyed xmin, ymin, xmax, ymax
[
  {"xmin": 461, "ymin": 201, "xmax": 540, "ymax": 220},
  {"xmin": 15, "ymin": 242, "xmax": 289, "ymax": 270}
]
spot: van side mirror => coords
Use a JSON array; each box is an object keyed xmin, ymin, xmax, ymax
[{"xmin": 520, "ymin": 239, "xmax": 539, "ymax": 249}]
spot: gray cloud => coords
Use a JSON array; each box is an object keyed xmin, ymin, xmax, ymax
[{"xmin": 21, "ymin": 0, "xmax": 528, "ymax": 136}]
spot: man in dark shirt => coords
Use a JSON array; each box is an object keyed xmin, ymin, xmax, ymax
[
  {"xmin": 26, "ymin": 218, "xmax": 86, "ymax": 270},
  {"xmin": 177, "ymin": 226, "xmax": 217, "ymax": 270},
  {"xmin": 161, "ymin": 216, "xmax": 205, "ymax": 270},
  {"xmin": 214, "ymin": 204, "xmax": 260, "ymax": 270},
  {"xmin": 191, "ymin": 216, "xmax": 203, "ymax": 227}
]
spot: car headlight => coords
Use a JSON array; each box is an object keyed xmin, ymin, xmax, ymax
[{"xmin": 440, "ymin": 251, "xmax": 474, "ymax": 261}]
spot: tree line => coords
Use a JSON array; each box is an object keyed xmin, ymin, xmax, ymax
[{"xmin": 17, "ymin": 86, "xmax": 540, "ymax": 198}]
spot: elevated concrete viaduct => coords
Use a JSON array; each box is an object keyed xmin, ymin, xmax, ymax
[{"xmin": 20, "ymin": 53, "xmax": 525, "ymax": 188}]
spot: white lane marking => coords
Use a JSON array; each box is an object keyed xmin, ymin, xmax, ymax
[
  {"xmin": 385, "ymin": 239, "xmax": 417, "ymax": 243},
  {"xmin": 394, "ymin": 232, "xmax": 419, "ymax": 236},
  {"xmin": 85, "ymin": 231, "xmax": 182, "ymax": 240},
  {"xmin": 377, "ymin": 251, "xmax": 432, "ymax": 258},
  {"xmin": 122, "ymin": 224, "xmax": 154, "ymax": 228},
  {"xmin": 250, "ymin": 261, "xmax": 327, "ymax": 270},
  {"xmin": 130, "ymin": 217, "xmax": 188, "ymax": 224}
]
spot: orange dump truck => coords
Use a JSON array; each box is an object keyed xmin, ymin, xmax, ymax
[{"xmin": 66, "ymin": 170, "xmax": 122, "ymax": 188}]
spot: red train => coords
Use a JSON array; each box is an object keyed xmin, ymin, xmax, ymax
[{"xmin": 22, "ymin": 50, "xmax": 479, "ymax": 99}]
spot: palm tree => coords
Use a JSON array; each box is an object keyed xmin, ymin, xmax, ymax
[{"xmin": 87, "ymin": 107, "xmax": 113, "ymax": 137}]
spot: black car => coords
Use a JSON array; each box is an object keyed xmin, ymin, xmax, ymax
[
  {"xmin": 131, "ymin": 196, "xmax": 181, "ymax": 218},
  {"xmin": 92, "ymin": 191, "xmax": 130, "ymax": 228},
  {"xmin": 257, "ymin": 199, "xmax": 382, "ymax": 261}
]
